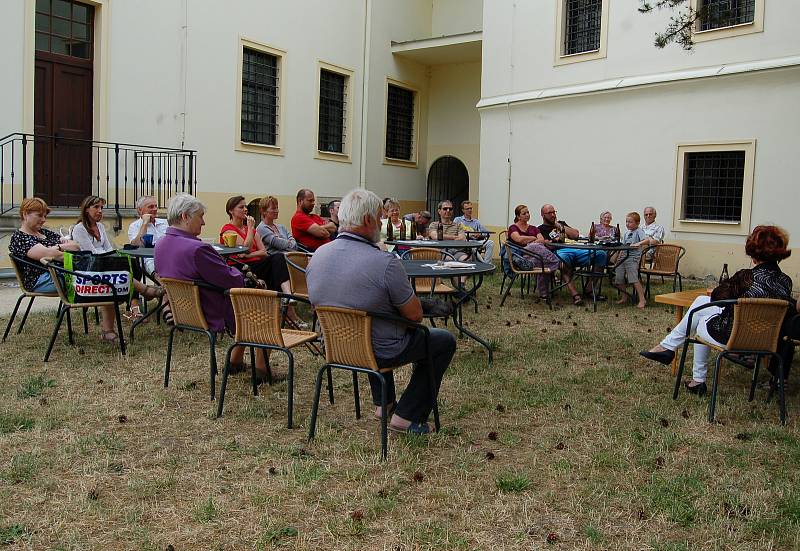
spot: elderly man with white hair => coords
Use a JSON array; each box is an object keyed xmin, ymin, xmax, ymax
[
  {"xmin": 128, "ymin": 195, "xmax": 168, "ymax": 273},
  {"xmin": 306, "ymin": 188, "xmax": 455, "ymax": 435}
]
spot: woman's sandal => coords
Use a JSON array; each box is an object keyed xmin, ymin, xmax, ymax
[
  {"xmin": 572, "ymin": 294, "xmax": 584, "ymax": 306},
  {"xmin": 123, "ymin": 305, "xmax": 144, "ymax": 322},
  {"xmin": 162, "ymin": 305, "xmax": 174, "ymax": 326},
  {"xmin": 100, "ymin": 330, "xmax": 119, "ymax": 344}
]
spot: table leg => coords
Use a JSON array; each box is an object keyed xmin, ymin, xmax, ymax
[
  {"xmin": 671, "ymin": 306, "xmax": 684, "ymax": 376},
  {"xmin": 451, "ymin": 274, "xmax": 493, "ymax": 366}
]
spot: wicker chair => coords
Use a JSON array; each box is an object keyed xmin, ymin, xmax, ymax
[
  {"xmin": 672, "ymin": 298, "xmax": 790, "ymax": 424},
  {"xmin": 3, "ymin": 255, "xmax": 60, "ymax": 342},
  {"xmin": 41, "ymin": 259, "xmax": 127, "ymax": 361},
  {"xmin": 400, "ymin": 247, "xmax": 460, "ymax": 320},
  {"xmin": 498, "ymin": 231, "xmax": 553, "ymax": 309},
  {"xmin": 217, "ymin": 288, "xmax": 319, "ymax": 427},
  {"xmin": 284, "ymin": 251, "xmax": 311, "ymax": 299},
  {"xmin": 308, "ymin": 306, "xmax": 440, "ymax": 460},
  {"xmin": 160, "ymin": 277, "xmax": 222, "ymax": 400},
  {"xmin": 640, "ymin": 244, "xmax": 685, "ymax": 298}
]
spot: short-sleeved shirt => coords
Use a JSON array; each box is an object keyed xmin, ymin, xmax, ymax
[
  {"xmin": 9, "ymin": 228, "xmax": 61, "ymax": 290},
  {"xmin": 72, "ymin": 222, "xmax": 114, "ymax": 253},
  {"xmin": 454, "ymin": 216, "xmax": 489, "ymax": 234},
  {"xmin": 621, "ymin": 227, "xmax": 647, "ymax": 261},
  {"xmin": 427, "ymin": 221, "xmax": 464, "ymax": 240},
  {"xmin": 508, "ymin": 223, "xmax": 539, "ymax": 245},
  {"xmin": 642, "ymin": 222, "xmax": 665, "ymax": 243},
  {"xmin": 127, "ymin": 217, "xmax": 168, "ymax": 244},
  {"xmin": 306, "ymin": 232, "xmax": 415, "ymax": 359},
  {"xmin": 538, "ymin": 220, "xmax": 572, "ymax": 242},
  {"xmin": 291, "ymin": 209, "xmax": 330, "ymax": 251}
]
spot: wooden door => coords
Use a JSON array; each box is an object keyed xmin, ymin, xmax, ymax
[{"xmin": 34, "ymin": 0, "xmax": 94, "ymax": 207}]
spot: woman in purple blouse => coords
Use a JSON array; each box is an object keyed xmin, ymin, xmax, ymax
[{"xmin": 155, "ymin": 194, "xmax": 269, "ymax": 381}]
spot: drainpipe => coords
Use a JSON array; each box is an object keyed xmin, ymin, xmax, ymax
[{"xmin": 358, "ymin": 0, "xmax": 372, "ymax": 189}]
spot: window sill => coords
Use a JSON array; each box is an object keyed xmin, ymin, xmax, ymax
[
  {"xmin": 383, "ymin": 157, "xmax": 418, "ymax": 169},
  {"xmin": 554, "ymin": 48, "xmax": 606, "ymax": 66},
  {"xmin": 315, "ymin": 150, "xmax": 352, "ymax": 163},
  {"xmin": 235, "ymin": 141, "xmax": 283, "ymax": 156}
]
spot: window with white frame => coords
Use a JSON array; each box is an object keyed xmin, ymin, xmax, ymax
[
  {"xmin": 690, "ymin": 0, "xmax": 763, "ymax": 43},
  {"xmin": 672, "ymin": 142, "xmax": 755, "ymax": 234},
  {"xmin": 240, "ymin": 46, "xmax": 280, "ymax": 147},
  {"xmin": 698, "ymin": 0, "xmax": 755, "ymax": 31},
  {"xmin": 318, "ymin": 69, "xmax": 347, "ymax": 154},
  {"xmin": 385, "ymin": 83, "xmax": 416, "ymax": 162},
  {"xmin": 554, "ymin": 0, "xmax": 609, "ymax": 65}
]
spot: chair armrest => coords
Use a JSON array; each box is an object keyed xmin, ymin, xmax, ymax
[
  {"xmin": 367, "ymin": 310, "xmax": 431, "ymax": 336},
  {"xmin": 193, "ymin": 280, "xmax": 227, "ymax": 294},
  {"xmin": 284, "ymin": 256, "xmax": 308, "ymax": 273},
  {"xmin": 504, "ymin": 240, "xmax": 549, "ymax": 270},
  {"xmin": 10, "ymin": 254, "xmax": 46, "ymax": 272},
  {"xmin": 684, "ymin": 299, "xmax": 739, "ymax": 337}
]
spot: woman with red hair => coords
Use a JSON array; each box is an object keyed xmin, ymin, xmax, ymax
[{"xmin": 640, "ymin": 225, "xmax": 793, "ymax": 395}]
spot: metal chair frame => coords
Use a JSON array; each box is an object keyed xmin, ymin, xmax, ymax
[
  {"xmin": 498, "ymin": 232, "xmax": 553, "ymax": 309},
  {"xmin": 308, "ymin": 307, "xmax": 440, "ymax": 460},
  {"xmin": 217, "ymin": 289, "xmax": 319, "ymax": 427},
  {"xmin": 161, "ymin": 277, "xmax": 225, "ymax": 401},
  {"xmin": 672, "ymin": 298, "xmax": 790, "ymax": 424},
  {"xmin": 41, "ymin": 259, "xmax": 127, "ymax": 361}
]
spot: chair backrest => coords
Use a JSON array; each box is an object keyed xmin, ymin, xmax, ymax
[
  {"xmin": 285, "ymin": 252, "xmax": 311, "ymax": 297},
  {"xmin": 315, "ymin": 306, "xmax": 379, "ymax": 371},
  {"xmin": 9, "ymin": 255, "xmax": 56, "ymax": 295},
  {"xmin": 159, "ymin": 278, "xmax": 209, "ymax": 330},
  {"xmin": 650, "ymin": 244, "xmax": 685, "ymax": 274},
  {"xmin": 727, "ymin": 298, "xmax": 789, "ymax": 352},
  {"xmin": 228, "ymin": 288, "xmax": 285, "ymax": 346},
  {"xmin": 403, "ymin": 247, "xmax": 454, "ymax": 290}
]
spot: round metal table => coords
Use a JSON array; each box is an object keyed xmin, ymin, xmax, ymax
[
  {"xmin": 401, "ymin": 259, "xmax": 496, "ymax": 366},
  {"xmin": 546, "ymin": 241, "xmax": 638, "ymax": 311}
]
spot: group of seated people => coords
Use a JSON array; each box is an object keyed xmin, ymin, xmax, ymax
[{"xmin": 507, "ymin": 204, "xmax": 666, "ymax": 308}]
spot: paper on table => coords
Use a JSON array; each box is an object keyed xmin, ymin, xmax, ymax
[{"xmin": 421, "ymin": 261, "xmax": 475, "ymax": 269}]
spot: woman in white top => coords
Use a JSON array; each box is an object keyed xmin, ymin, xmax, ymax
[{"xmin": 73, "ymin": 195, "xmax": 162, "ymax": 320}]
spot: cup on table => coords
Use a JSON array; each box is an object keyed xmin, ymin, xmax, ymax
[
  {"xmin": 222, "ymin": 232, "xmax": 238, "ymax": 248},
  {"xmin": 141, "ymin": 233, "xmax": 154, "ymax": 247}
]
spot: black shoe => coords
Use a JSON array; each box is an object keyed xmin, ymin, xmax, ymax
[
  {"xmin": 684, "ymin": 380, "xmax": 707, "ymax": 396},
  {"xmin": 639, "ymin": 349, "xmax": 675, "ymax": 365}
]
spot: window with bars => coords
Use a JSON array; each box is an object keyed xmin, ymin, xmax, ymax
[
  {"xmin": 318, "ymin": 69, "xmax": 347, "ymax": 154},
  {"xmin": 385, "ymin": 84, "xmax": 415, "ymax": 161},
  {"xmin": 699, "ymin": 0, "xmax": 756, "ymax": 31},
  {"xmin": 35, "ymin": 0, "xmax": 93, "ymax": 60},
  {"xmin": 563, "ymin": 0, "xmax": 602, "ymax": 55},
  {"xmin": 683, "ymin": 151, "xmax": 745, "ymax": 222},
  {"xmin": 241, "ymin": 47, "xmax": 279, "ymax": 146}
]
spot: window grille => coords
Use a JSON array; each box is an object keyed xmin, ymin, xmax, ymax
[
  {"xmin": 241, "ymin": 48, "xmax": 278, "ymax": 146},
  {"xmin": 563, "ymin": 0, "xmax": 602, "ymax": 55},
  {"xmin": 683, "ymin": 151, "xmax": 745, "ymax": 222},
  {"xmin": 385, "ymin": 84, "xmax": 415, "ymax": 161},
  {"xmin": 35, "ymin": 0, "xmax": 94, "ymax": 60},
  {"xmin": 318, "ymin": 70, "xmax": 346, "ymax": 154},
  {"xmin": 699, "ymin": 0, "xmax": 756, "ymax": 31}
]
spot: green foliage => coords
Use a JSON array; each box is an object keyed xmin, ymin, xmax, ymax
[
  {"xmin": 584, "ymin": 524, "xmax": 603, "ymax": 544},
  {"xmin": 17, "ymin": 374, "xmax": 56, "ymax": 398},
  {"xmin": 0, "ymin": 524, "xmax": 30, "ymax": 545},
  {"xmin": 193, "ymin": 496, "xmax": 217, "ymax": 523},
  {"xmin": 645, "ymin": 474, "xmax": 703, "ymax": 527},
  {"xmin": 495, "ymin": 471, "xmax": 531, "ymax": 493},
  {"xmin": 0, "ymin": 413, "xmax": 35, "ymax": 434},
  {"xmin": 0, "ymin": 453, "xmax": 39, "ymax": 484}
]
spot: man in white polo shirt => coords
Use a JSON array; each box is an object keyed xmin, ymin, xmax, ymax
[{"xmin": 128, "ymin": 195, "xmax": 168, "ymax": 273}]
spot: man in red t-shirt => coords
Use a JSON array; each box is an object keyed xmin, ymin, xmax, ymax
[{"xmin": 291, "ymin": 188, "xmax": 336, "ymax": 251}]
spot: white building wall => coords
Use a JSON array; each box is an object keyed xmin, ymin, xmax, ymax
[
  {"xmin": 432, "ymin": 0, "xmax": 483, "ymax": 37},
  {"xmin": 0, "ymin": 2, "xmax": 27, "ymax": 134},
  {"xmin": 427, "ymin": 61, "xmax": 482, "ymax": 201}
]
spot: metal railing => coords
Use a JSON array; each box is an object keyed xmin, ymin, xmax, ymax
[{"xmin": 0, "ymin": 132, "xmax": 197, "ymax": 230}]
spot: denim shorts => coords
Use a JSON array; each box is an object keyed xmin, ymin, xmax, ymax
[{"xmin": 31, "ymin": 271, "xmax": 56, "ymax": 293}]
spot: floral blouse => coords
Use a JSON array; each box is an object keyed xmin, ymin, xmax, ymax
[{"xmin": 9, "ymin": 228, "xmax": 60, "ymax": 290}]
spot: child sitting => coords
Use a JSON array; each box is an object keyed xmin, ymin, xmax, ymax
[{"xmin": 614, "ymin": 212, "xmax": 648, "ymax": 308}]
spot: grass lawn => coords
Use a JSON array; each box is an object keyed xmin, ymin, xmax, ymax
[{"xmin": 0, "ymin": 273, "xmax": 798, "ymax": 550}]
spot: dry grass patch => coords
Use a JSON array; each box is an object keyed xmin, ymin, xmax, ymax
[{"xmin": 0, "ymin": 275, "xmax": 798, "ymax": 549}]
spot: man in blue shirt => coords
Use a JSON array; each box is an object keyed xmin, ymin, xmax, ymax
[{"xmin": 453, "ymin": 200, "xmax": 494, "ymax": 262}]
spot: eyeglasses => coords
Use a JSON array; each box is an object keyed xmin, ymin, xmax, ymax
[
  {"xmin": 441, "ymin": 207, "xmax": 453, "ymax": 211},
  {"xmin": 543, "ymin": 210, "xmax": 556, "ymax": 215}
]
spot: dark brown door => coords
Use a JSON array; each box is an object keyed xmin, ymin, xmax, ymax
[{"xmin": 34, "ymin": 0, "xmax": 94, "ymax": 207}]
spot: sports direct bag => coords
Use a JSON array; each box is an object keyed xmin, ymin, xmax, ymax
[{"xmin": 62, "ymin": 251, "xmax": 133, "ymax": 304}]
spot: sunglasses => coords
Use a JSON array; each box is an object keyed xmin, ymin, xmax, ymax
[{"xmin": 441, "ymin": 207, "xmax": 453, "ymax": 211}]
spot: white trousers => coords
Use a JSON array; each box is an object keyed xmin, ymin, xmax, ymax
[
  {"xmin": 477, "ymin": 239, "xmax": 495, "ymax": 263},
  {"xmin": 660, "ymin": 295, "xmax": 726, "ymax": 382}
]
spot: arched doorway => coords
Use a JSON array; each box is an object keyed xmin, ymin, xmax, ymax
[{"xmin": 426, "ymin": 156, "xmax": 469, "ymax": 217}]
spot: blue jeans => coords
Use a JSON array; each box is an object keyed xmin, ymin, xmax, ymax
[
  {"xmin": 31, "ymin": 272, "xmax": 56, "ymax": 293},
  {"xmin": 370, "ymin": 327, "xmax": 456, "ymax": 424},
  {"xmin": 555, "ymin": 248, "xmax": 608, "ymax": 268}
]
